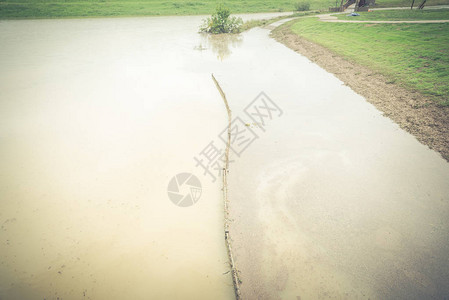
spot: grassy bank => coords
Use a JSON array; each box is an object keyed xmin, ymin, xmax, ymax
[
  {"xmin": 374, "ymin": 0, "xmax": 449, "ymax": 7},
  {"xmin": 2, "ymin": 0, "xmax": 449, "ymax": 19},
  {"xmin": 0, "ymin": 0, "xmax": 333, "ymax": 19},
  {"xmin": 337, "ymin": 8, "xmax": 449, "ymax": 20},
  {"xmin": 288, "ymin": 16, "xmax": 449, "ymax": 105}
]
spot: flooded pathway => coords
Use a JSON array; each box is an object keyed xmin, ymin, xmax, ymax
[
  {"xmin": 1, "ymin": 13, "xmax": 449, "ymax": 300},
  {"xmin": 224, "ymin": 22, "xmax": 449, "ymax": 299}
]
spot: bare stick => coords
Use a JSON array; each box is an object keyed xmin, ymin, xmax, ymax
[{"xmin": 211, "ymin": 74, "xmax": 241, "ymax": 300}]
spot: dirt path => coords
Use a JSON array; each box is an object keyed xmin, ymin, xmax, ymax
[{"xmin": 271, "ymin": 24, "xmax": 449, "ymax": 162}]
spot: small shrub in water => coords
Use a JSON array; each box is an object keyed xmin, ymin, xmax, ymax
[{"xmin": 200, "ymin": 5, "xmax": 243, "ymax": 34}]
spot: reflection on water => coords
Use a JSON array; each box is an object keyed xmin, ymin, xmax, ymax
[{"xmin": 196, "ymin": 33, "xmax": 243, "ymax": 61}]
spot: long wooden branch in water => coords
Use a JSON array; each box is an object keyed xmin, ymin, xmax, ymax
[{"xmin": 211, "ymin": 74, "xmax": 241, "ymax": 300}]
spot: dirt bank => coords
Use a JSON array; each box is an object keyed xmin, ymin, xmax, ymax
[{"xmin": 271, "ymin": 23, "xmax": 449, "ymax": 162}]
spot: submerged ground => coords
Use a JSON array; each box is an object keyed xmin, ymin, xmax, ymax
[
  {"xmin": 1, "ymin": 5, "xmax": 449, "ymax": 300},
  {"xmin": 1, "ymin": 13, "xmax": 449, "ymax": 299}
]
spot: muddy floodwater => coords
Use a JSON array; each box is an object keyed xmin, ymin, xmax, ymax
[{"xmin": 1, "ymin": 14, "xmax": 449, "ymax": 300}]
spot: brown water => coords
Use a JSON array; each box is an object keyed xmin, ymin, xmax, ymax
[
  {"xmin": 1, "ymin": 14, "xmax": 449, "ymax": 300},
  {"xmin": 0, "ymin": 14, "xmax": 289, "ymax": 299},
  {"xmin": 223, "ymin": 20, "xmax": 449, "ymax": 299}
]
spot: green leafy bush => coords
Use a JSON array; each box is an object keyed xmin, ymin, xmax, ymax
[
  {"xmin": 294, "ymin": 1, "xmax": 310, "ymax": 11},
  {"xmin": 199, "ymin": 5, "xmax": 243, "ymax": 34}
]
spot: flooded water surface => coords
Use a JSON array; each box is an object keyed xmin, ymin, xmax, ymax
[
  {"xmin": 0, "ymin": 14, "xmax": 249, "ymax": 300},
  {"xmin": 1, "ymin": 13, "xmax": 449, "ymax": 300}
]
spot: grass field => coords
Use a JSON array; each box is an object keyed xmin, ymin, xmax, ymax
[
  {"xmin": 374, "ymin": 0, "xmax": 449, "ymax": 7},
  {"xmin": 1, "ymin": 0, "xmax": 449, "ymax": 19},
  {"xmin": 0, "ymin": 0, "xmax": 333, "ymax": 19},
  {"xmin": 289, "ymin": 15, "xmax": 449, "ymax": 105},
  {"xmin": 337, "ymin": 8, "xmax": 449, "ymax": 20}
]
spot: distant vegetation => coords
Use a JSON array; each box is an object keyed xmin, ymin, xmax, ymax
[
  {"xmin": 2, "ymin": 0, "xmax": 449, "ymax": 19},
  {"xmin": 294, "ymin": 1, "xmax": 311, "ymax": 11},
  {"xmin": 200, "ymin": 5, "xmax": 243, "ymax": 34}
]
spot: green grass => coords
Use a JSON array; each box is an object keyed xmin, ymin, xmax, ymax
[
  {"xmin": 337, "ymin": 8, "xmax": 449, "ymax": 20},
  {"xmin": 374, "ymin": 0, "xmax": 449, "ymax": 7},
  {"xmin": 289, "ymin": 17, "xmax": 449, "ymax": 105},
  {"xmin": 2, "ymin": 0, "xmax": 449, "ymax": 19},
  {"xmin": 0, "ymin": 0, "xmax": 336, "ymax": 19}
]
